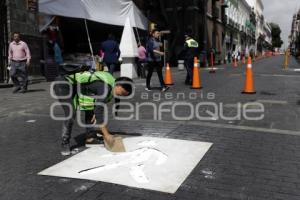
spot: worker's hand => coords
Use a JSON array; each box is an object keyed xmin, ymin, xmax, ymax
[
  {"xmin": 26, "ymin": 61, "xmax": 30, "ymax": 67},
  {"xmin": 101, "ymin": 125, "xmax": 115, "ymax": 145},
  {"xmin": 91, "ymin": 114, "xmax": 97, "ymax": 125}
]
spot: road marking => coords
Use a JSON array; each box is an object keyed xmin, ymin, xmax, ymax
[
  {"xmin": 230, "ymin": 74, "xmax": 242, "ymax": 76},
  {"xmin": 223, "ymin": 104, "xmax": 240, "ymax": 108},
  {"xmin": 224, "ymin": 103, "xmax": 262, "ymax": 109},
  {"xmin": 185, "ymin": 121, "xmax": 300, "ymax": 136},
  {"xmin": 286, "ymin": 69, "xmax": 300, "ymax": 72},
  {"xmin": 124, "ymin": 120, "xmax": 300, "ymax": 136},
  {"xmin": 256, "ymin": 99, "xmax": 288, "ymax": 105},
  {"xmin": 39, "ymin": 137, "xmax": 212, "ymax": 194},
  {"xmin": 135, "ymin": 83, "xmax": 146, "ymax": 86},
  {"xmin": 259, "ymin": 74, "xmax": 300, "ymax": 78},
  {"xmin": 202, "ymin": 67, "xmax": 224, "ymax": 71},
  {"xmin": 26, "ymin": 120, "xmax": 36, "ymax": 123}
]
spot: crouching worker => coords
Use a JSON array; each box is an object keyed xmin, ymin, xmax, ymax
[{"xmin": 54, "ymin": 65, "xmax": 133, "ymax": 156}]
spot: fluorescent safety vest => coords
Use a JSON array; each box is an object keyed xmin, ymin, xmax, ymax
[
  {"xmin": 65, "ymin": 71, "xmax": 116, "ymax": 111},
  {"xmin": 185, "ymin": 39, "xmax": 199, "ymax": 48}
]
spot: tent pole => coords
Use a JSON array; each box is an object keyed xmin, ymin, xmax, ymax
[
  {"xmin": 135, "ymin": 27, "xmax": 141, "ymax": 45},
  {"xmin": 84, "ymin": 19, "xmax": 96, "ymax": 67}
]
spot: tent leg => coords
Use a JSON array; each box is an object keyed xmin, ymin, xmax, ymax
[{"xmin": 84, "ymin": 19, "xmax": 96, "ymax": 67}]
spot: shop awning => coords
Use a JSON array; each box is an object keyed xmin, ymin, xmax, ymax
[{"xmin": 39, "ymin": 0, "xmax": 148, "ymax": 30}]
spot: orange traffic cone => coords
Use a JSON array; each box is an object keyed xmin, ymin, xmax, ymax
[
  {"xmin": 242, "ymin": 56, "xmax": 256, "ymax": 94},
  {"xmin": 233, "ymin": 57, "xmax": 238, "ymax": 67},
  {"xmin": 191, "ymin": 57, "xmax": 202, "ymax": 89},
  {"xmin": 164, "ymin": 63, "xmax": 174, "ymax": 85}
]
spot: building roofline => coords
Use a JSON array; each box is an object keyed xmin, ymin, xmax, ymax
[
  {"xmin": 239, "ymin": 0, "xmax": 252, "ymax": 11},
  {"xmin": 256, "ymin": 0, "xmax": 264, "ymax": 10}
]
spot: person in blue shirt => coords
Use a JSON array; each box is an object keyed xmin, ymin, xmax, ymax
[
  {"xmin": 100, "ymin": 34, "xmax": 121, "ymax": 75},
  {"xmin": 145, "ymin": 29, "xmax": 169, "ymax": 92},
  {"xmin": 54, "ymin": 42, "xmax": 63, "ymax": 65}
]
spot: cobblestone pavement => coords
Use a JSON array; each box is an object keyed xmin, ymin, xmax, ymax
[{"xmin": 1, "ymin": 55, "xmax": 300, "ymax": 200}]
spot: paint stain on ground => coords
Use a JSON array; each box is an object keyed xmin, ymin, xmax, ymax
[
  {"xmin": 74, "ymin": 182, "xmax": 95, "ymax": 193},
  {"xmin": 58, "ymin": 178, "xmax": 71, "ymax": 183},
  {"xmin": 201, "ymin": 169, "xmax": 216, "ymax": 180},
  {"xmin": 78, "ymin": 146, "xmax": 168, "ymax": 184}
]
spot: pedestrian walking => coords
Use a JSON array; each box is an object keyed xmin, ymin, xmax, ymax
[
  {"xmin": 136, "ymin": 42, "xmax": 147, "ymax": 78},
  {"xmin": 227, "ymin": 51, "xmax": 232, "ymax": 63},
  {"xmin": 100, "ymin": 34, "xmax": 120, "ymax": 75},
  {"xmin": 182, "ymin": 32, "xmax": 199, "ymax": 85},
  {"xmin": 8, "ymin": 32, "xmax": 31, "ymax": 93},
  {"xmin": 48, "ymin": 40, "xmax": 63, "ymax": 65},
  {"xmin": 54, "ymin": 66, "xmax": 133, "ymax": 156},
  {"xmin": 145, "ymin": 29, "xmax": 169, "ymax": 92}
]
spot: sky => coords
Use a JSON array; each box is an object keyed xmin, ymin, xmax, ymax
[{"xmin": 246, "ymin": 0, "xmax": 300, "ymax": 48}]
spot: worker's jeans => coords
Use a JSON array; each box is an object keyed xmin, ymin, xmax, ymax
[
  {"xmin": 53, "ymin": 77, "xmax": 96, "ymax": 144},
  {"xmin": 10, "ymin": 61, "xmax": 28, "ymax": 89}
]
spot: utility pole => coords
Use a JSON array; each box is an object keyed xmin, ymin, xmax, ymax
[
  {"xmin": 202, "ymin": 0, "xmax": 208, "ymax": 66},
  {"xmin": 0, "ymin": 0, "xmax": 9, "ymax": 84}
]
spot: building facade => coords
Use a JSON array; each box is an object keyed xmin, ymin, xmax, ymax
[
  {"xmin": 133, "ymin": 0, "xmax": 207, "ymax": 65},
  {"xmin": 253, "ymin": 0, "xmax": 265, "ymax": 55},
  {"xmin": 136, "ymin": 0, "xmax": 266, "ymax": 64},
  {"xmin": 134, "ymin": 0, "xmax": 227, "ymax": 65},
  {"xmin": 238, "ymin": 0, "xmax": 256, "ymax": 56},
  {"xmin": 206, "ymin": 0, "xmax": 226, "ymax": 64},
  {"xmin": 263, "ymin": 22, "xmax": 272, "ymax": 49},
  {"xmin": 223, "ymin": 0, "xmax": 255, "ymax": 62},
  {"xmin": 290, "ymin": 10, "xmax": 300, "ymax": 55}
]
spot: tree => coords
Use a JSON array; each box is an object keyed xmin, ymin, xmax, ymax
[{"xmin": 270, "ymin": 23, "xmax": 283, "ymax": 49}]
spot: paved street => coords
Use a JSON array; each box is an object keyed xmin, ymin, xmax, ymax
[{"xmin": 1, "ymin": 55, "xmax": 300, "ymax": 200}]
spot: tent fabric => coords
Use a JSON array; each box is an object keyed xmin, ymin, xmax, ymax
[
  {"xmin": 119, "ymin": 17, "xmax": 138, "ymax": 58},
  {"xmin": 39, "ymin": 14, "xmax": 55, "ymax": 32},
  {"xmin": 39, "ymin": 0, "xmax": 148, "ymax": 30}
]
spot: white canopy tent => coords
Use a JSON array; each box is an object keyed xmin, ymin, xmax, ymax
[
  {"xmin": 39, "ymin": 0, "xmax": 148, "ymax": 30},
  {"xmin": 39, "ymin": 0, "xmax": 148, "ymax": 77},
  {"xmin": 119, "ymin": 17, "xmax": 139, "ymax": 78}
]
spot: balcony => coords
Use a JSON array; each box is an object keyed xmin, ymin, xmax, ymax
[
  {"xmin": 220, "ymin": 0, "xmax": 228, "ymax": 8},
  {"xmin": 212, "ymin": 7, "xmax": 220, "ymax": 20},
  {"xmin": 222, "ymin": 15, "xmax": 227, "ymax": 24}
]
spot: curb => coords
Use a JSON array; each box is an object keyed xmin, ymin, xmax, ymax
[{"xmin": 0, "ymin": 83, "xmax": 13, "ymax": 88}]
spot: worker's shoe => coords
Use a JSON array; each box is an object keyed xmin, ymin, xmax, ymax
[
  {"xmin": 85, "ymin": 137, "xmax": 104, "ymax": 147},
  {"xmin": 61, "ymin": 140, "xmax": 71, "ymax": 156},
  {"xmin": 12, "ymin": 87, "xmax": 21, "ymax": 93},
  {"xmin": 19, "ymin": 88, "xmax": 27, "ymax": 93}
]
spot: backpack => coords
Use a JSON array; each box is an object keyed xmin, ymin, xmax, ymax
[{"xmin": 59, "ymin": 63, "xmax": 90, "ymax": 75}]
